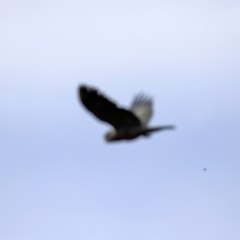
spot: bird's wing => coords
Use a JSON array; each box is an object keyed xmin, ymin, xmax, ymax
[
  {"xmin": 79, "ymin": 85, "xmax": 141, "ymax": 130},
  {"xmin": 130, "ymin": 94, "xmax": 153, "ymax": 125}
]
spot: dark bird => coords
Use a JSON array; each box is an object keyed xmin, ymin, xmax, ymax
[{"xmin": 78, "ymin": 84, "xmax": 175, "ymax": 142}]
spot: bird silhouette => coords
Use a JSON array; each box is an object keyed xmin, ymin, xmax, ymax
[{"xmin": 79, "ymin": 84, "xmax": 175, "ymax": 142}]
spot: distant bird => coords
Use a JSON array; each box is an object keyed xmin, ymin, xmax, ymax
[{"xmin": 78, "ymin": 84, "xmax": 175, "ymax": 142}]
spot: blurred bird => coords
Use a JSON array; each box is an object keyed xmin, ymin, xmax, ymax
[{"xmin": 78, "ymin": 84, "xmax": 175, "ymax": 142}]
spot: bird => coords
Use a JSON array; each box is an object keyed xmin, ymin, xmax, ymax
[{"xmin": 78, "ymin": 84, "xmax": 175, "ymax": 142}]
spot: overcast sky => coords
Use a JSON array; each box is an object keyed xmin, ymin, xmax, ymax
[{"xmin": 1, "ymin": 0, "xmax": 240, "ymax": 239}]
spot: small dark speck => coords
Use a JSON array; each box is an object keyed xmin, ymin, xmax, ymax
[{"xmin": 203, "ymin": 168, "xmax": 207, "ymax": 171}]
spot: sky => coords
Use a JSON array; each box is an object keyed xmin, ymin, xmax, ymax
[{"xmin": 1, "ymin": 0, "xmax": 240, "ymax": 239}]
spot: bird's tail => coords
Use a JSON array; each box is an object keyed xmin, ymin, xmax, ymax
[{"xmin": 143, "ymin": 125, "xmax": 175, "ymax": 136}]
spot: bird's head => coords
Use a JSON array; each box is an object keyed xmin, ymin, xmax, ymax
[{"xmin": 105, "ymin": 129, "xmax": 117, "ymax": 142}]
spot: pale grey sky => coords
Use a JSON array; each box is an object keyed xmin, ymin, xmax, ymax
[{"xmin": 1, "ymin": 1, "xmax": 240, "ymax": 239}]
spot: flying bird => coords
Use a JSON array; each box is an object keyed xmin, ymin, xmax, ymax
[{"xmin": 78, "ymin": 84, "xmax": 175, "ymax": 142}]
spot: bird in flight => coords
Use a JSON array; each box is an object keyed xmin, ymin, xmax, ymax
[{"xmin": 78, "ymin": 84, "xmax": 175, "ymax": 142}]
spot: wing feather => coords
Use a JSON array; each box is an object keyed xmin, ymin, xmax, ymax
[
  {"xmin": 79, "ymin": 85, "xmax": 141, "ymax": 130},
  {"xmin": 131, "ymin": 93, "xmax": 152, "ymax": 125}
]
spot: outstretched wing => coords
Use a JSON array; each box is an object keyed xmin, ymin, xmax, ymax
[
  {"xmin": 79, "ymin": 85, "xmax": 141, "ymax": 130},
  {"xmin": 131, "ymin": 94, "xmax": 152, "ymax": 125}
]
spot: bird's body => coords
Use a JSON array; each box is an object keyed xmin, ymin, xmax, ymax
[{"xmin": 78, "ymin": 85, "xmax": 175, "ymax": 142}]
